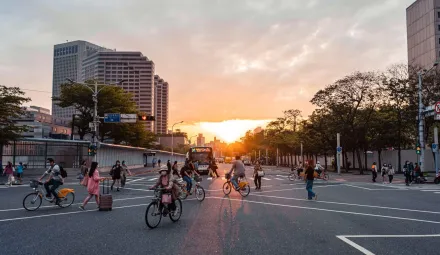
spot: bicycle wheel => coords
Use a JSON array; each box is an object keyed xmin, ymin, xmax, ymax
[
  {"xmin": 222, "ymin": 182, "xmax": 232, "ymax": 195},
  {"xmin": 58, "ymin": 192, "xmax": 75, "ymax": 208},
  {"xmin": 195, "ymin": 185, "xmax": 205, "ymax": 201},
  {"xmin": 169, "ymin": 199, "xmax": 182, "ymax": 222},
  {"xmin": 323, "ymin": 173, "xmax": 329, "ymax": 181},
  {"xmin": 239, "ymin": 184, "xmax": 250, "ymax": 197},
  {"xmin": 288, "ymin": 173, "xmax": 297, "ymax": 181},
  {"xmin": 179, "ymin": 189, "xmax": 188, "ymax": 200},
  {"xmin": 145, "ymin": 201, "xmax": 162, "ymax": 229},
  {"xmin": 23, "ymin": 193, "xmax": 42, "ymax": 211}
]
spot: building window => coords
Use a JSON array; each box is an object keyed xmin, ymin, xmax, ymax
[{"xmin": 438, "ymin": 12, "xmax": 440, "ymax": 19}]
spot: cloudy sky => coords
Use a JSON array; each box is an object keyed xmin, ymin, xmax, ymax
[{"xmin": 0, "ymin": 0, "xmax": 414, "ymax": 142}]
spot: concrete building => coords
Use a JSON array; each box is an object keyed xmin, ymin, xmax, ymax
[
  {"xmin": 13, "ymin": 106, "xmax": 71, "ymax": 139},
  {"xmin": 82, "ymin": 51, "xmax": 156, "ymax": 132},
  {"xmin": 154, "ymin": 75, "xmax": 169, "ymax": 134},
  {"xmin": 52, "ymin": 40, "xmax": 109, "ymax": 119},
  {"xmin": 196, "ymin": 133, "xmax": 205, "ymax": 147},
  {"xmin": 406, "ymin": 0, "xmax": 440, "ymax": 68}
]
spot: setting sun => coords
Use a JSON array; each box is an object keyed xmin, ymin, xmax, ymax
[{"xmin": 199, "ymin": 119, "xmax": 271, "ymax": 143}]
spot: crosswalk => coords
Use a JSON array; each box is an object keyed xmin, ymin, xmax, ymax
[{"xmin": 371, "ymin": 183, "xmax": 440, "ymax": 194}]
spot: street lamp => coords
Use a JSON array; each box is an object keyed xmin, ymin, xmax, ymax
[
  {"xmin": 171, "ymin": 121, "xmax": 184, "ymax": 160},
  {"xmin": 417, "ymin": 61, "xmax": 438, "ymax": 173},
  {"xmin": 65, "ymin": 78, "xmax": 126, "ymax": 161}
]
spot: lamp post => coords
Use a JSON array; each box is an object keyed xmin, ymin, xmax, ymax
[
  {"xmin": 171, "ymin": 121, "xmax": 184, "ymax": 161},
  {"xmin": 65, "ymin": 79, "xmax": 127, "ymax": 161},
  {"xmin": 188, "ymin": 135, "xmax": 197, "ymax": 146},
  {"xmin": 417, "ymin": 61, "xmax": 438, "ymax": 172}
]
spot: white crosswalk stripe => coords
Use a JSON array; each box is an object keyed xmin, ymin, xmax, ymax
[
  {"xmin": 148, "ymin": 177, "xmax": 158, "ymax": 181},
  {"xmin": 275, "ymin": 178, "xmax": 284, "ymax": 181},
  {"xmin": 263, "ymin": 178, "xmax": 271, "ymax": 180}
]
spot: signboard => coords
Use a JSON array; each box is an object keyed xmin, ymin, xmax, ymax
[
  {"xmin": 191, "ymin": 147, "xmax": 212, "ymax": 153},
  {"xmin": 435, "ymin": 102, "xmax": 440, "ymax": 114},
  {"xmin": 433, "ymin": 143, "xmax": 438, "ymax": 153},
  {"xmin": 104, "ymin": 113, "xmax": 120, "ymax": 123},
  {"xmin": 435, "ymin": 114, "xmax": 440, "ymax": 121},
  {"xmin": 121, "ymin": 114, "xmax": 137, "ymax": 123},
  {"xmin": 336, "ymin": 147, "xmax": 342, "ymax": 154}
]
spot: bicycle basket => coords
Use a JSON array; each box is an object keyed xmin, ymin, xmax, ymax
[
  {"xmin": 30, "ymin": 180, "xmax": 39, "ymax": 188},
  {"xmin": 238, "ymin": 182, "xmax": 248, "ymax": 188},
  {"xmin": 225, "ymin": 173, "xmax": 231, "ymax": 180},
  {"xmin": 194, "ymin": 175, "xmax": 202, "ymax": 182}
]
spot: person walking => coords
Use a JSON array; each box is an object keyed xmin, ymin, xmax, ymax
[
  {"xmin": 79, "ymin": 160, "xmax": 88, "ymax": 184},
  {"xmin": 381, "ymin": 163, "xmax": 388, "ymax": 184},
  {"xmin": 158, "ymin": 159, "xmax": 162, "ymax": 168},
  {"xmin": 305, "ymin": 160, "xmax": 317, "ymax": 200},
  {"xmin": 167, "ymin": 160, "xmax": 172, "ymax": 172},
  {"xmin": 16, "ymin": 162, "xmax": 24, "ymax": 184},
  {"xmin": 152, "ymin": 158, "xmax": 157, "ymax": 168},
  {"xmin": 172, "ymin": 161, "xmax": 181, "ymax": 178},
  {"xmin": 403, "ymin": 161, "xmax": 410, "ymax": 186},
  {"xmin": 209, "ymin": 159, "xmax": 219, "ymax": 178},
  {"xmin": 371, "ymin": 162, "xmax": 377, "ymax": 183},
  {"xmin": 120, "ymin": 161, "xmax": 132, "ymax": 189},
  {"xmin": 253, "ymin": 161, "xmax": 263, "ymax": 190},
  {"xmin": 110, "ymin": 160, "xmax": 122, "ymax": 191},
  {"xmin": 408, "ymin": 162, "xmax": 414, "ymax": 184},
  {"xmin": 2, "ymin": 161, "xmax": 15, "ymax": 186},
  {"xmin": 79, "ymin": 162, "xmax": 107, "ymax": 210},
  {"xmin": 388, "ymin": 164, "xmax": 395, "ymax": 184}
]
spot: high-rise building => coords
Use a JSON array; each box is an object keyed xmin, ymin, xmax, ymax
[
  {"xmin": 154, "ymin": 75, "xmax": 169, "ymax": 134},
  {"xmin": 406, "ymin": 0, "xmax": 440, "ymax": 68},
  {"xmin": 52, "ymin": 40, "xmax": 109, "ymax": 118},
  {"xmin": 82, "ymin": 51, "xmax": 156, "ymax": 132},
  {"xmin": 197, "ymin": 133, "xmax": 205, "ymax": 147}
]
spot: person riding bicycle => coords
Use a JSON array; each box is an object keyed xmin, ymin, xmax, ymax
[
  {"xmin": 39, "ymin": 158, "xmax": 63, "ymax": 205},
  {"xmin": 180, "ymin": 160, "xmax": 200, "ymax": 195},
  {"xmin": 315, "ymin": 161, "xmax": 324, "ymax": 176},
  {"xmin": 150, "ymin": 168, "xmax": 179, "ymax": 212},
  {"xmin": 227, "ymin": 156, "xmax": 246, "ymax": 190}
]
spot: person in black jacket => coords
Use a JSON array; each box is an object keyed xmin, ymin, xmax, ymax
[
  {"xmin": 111, "ymin": 160, "xmax": 122, "ymax": 191},
  {"xmin": 305, "ymin": 160, "xmax": 317, "ymax": 200}
]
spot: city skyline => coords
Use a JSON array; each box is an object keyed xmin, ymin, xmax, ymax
[{"xmin": 1, "ymin": 0, "xmax": 415, "ymax": 143}]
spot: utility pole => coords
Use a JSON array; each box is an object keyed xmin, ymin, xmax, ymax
[
  {"xmin": 435, "ymin": 127, "xmax": 439, "ymax": 175},
  {"xmin": 70, "ymin": 114, "xmax": 76, "ymax": 140},
  {"xmin": 337, "ymin": 133, "xmax": 341, "ymax": 175}
]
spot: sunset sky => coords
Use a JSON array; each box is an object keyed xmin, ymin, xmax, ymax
[{"xmin": 0, "ymin": 0, "xmax": 413, "ymax": 142}]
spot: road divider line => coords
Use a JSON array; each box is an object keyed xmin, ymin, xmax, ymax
[
  {"xmin": 148, "ymin": 177, "xmax": 158, "ymax": 181},
  {"xmin": 249, "ymin": 194, "xmax": 440, "ymax": 215},
  {"xmin": 336, "ymin": 236, "xmax": 374, "ymax": 255},
  {"xmin": 126, "ymin": 177, "xmax": 146, "ymax": 184},
  {"xmin": 205, "ymin": 196, "xmax": 440, "ymax": 225},
  {"xmin": 120, "ymin": 187, "xmax": 152, "ymax": 192}
]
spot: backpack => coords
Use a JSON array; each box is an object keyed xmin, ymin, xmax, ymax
[{"xmin": 59, "ymin": 165, "xmax": 67, "ymax": 178}]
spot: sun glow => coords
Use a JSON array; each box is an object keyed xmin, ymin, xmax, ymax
[{"xmin": 199, "ymin": 119, "xmax": 271, "ymax": 143}]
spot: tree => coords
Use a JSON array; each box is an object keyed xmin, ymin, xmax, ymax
[
  {"xmin": 0, "ymin": 86, "xmax": 31, "ymax": 169},
  {"xmin": 55, "ymin": 81, "xmax": 155, "ymax": 147}
]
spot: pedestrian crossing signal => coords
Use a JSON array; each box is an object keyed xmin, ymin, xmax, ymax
[
  {"xmin": 138, "ymin": 114, "xmax": 155, "ymax": 121},
  {"xmin": 88, "ymin": 145, "xmax": 97, "ymax": 156},
  {"xmin": 416, "ymin": 146, "xmax": 421, "ymax": 155}
]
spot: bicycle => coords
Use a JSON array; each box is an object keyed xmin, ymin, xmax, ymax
[
  {"xmin": 288, "ymin": 166, "xmax": 303, "ymax": 181},
  {"xmin": 23, "ymin": 180, "xmax": 75, "ymax": 211},
  {"xmin": 222, "ymin": 173, "xmax": 250, "ymax": 197},
  {"xmin": 177, "ymin": 175, "xmax": 205, "ymax": 201},
  {"xmin": 145, "ymin": 187, "xmax": 182, "ymax": 229}
]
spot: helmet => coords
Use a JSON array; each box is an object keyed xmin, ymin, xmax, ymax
[{"xmin": 158, "ymin": 168, "xmax": 167, "ymax": 174}]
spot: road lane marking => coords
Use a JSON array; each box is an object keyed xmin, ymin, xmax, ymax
[
  {"xmin": 262, "ymin": 178, "xmax": 271, "ymax": 180},
  {"xmin": 126, "ymin": 177, "xmax": 146, "ymax": 184},
  {"xmin": 275, "ymin": 178, "xmax": 284, "ymax": 181},
  {"xmin": 206, "ymin": 197, "xmax": 440, "ymax": 225},
  {"xmin": 337, "ymin": 236, "xmax": 374, "ymax": 255},
  {"xmin": 0, "ymin": 196, "xmax": 153, "ymax": 213},
  {"xmin": 120, "ymin": 187, "xmax": 152, "ymax": 192},
  {"xmin": 420, "ymin": 190, "xmax": 440, "ymax": 192},
  {"xmin": 249, "ymin": 194, "xmax": 440, "ymax": 215},
  {"xmin": 344, "ymin": 184, "xmax": 408, "ymax": 191},
  {"xmin": 255, "ymin": 185, "xmax": 339, "ymax": 194},
  {"xmin": 148, "ymin": 177, "xmax": 158, "ymax": 181}
]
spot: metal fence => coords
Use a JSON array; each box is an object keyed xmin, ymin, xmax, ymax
[{"xmin": 2, "ymin": 138, "xmax": 89, "ymax": 169}]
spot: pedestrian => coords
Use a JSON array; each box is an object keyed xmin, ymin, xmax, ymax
[
  {"xmin": 2, "ymin": 161, "xmax": 15, "ymax": 186},
  {"xmin": 152, "ymin": 158, "xmax": 157, "ymax": 168},
  {"xmin": 388, "ymin": 164, "xmax": 395, "ymax": 184},
  {"xmin": 305, "ymin": 160, "xmax": 317, "ymax": 200},
  {"xmin": 120, "ymin": 161, "xmax": 132, "ymax": 189},
  {"xmin": 110, "ymin": 160, "xmax": 122, "ymax": 191},
  {"xmin": 209, "ymin": 159, "xmax": 219, "ymax": 178},
  {"xmin": 167, "ymin": 160, "xmax": 172, "ymax": 173},
  {"xmin": 253, "ymin": 161, "xmax": 263, "ymax": 190},
  {"xmin": 172, "ymin": 161, "xmax": 181, "ymax": 178},
  {"xmin": 403, "ymin": 161, "xmax": 410, "ymax": 186},
  {"xmin": 408, "ymin": 162, "xmax": 414, "ymax": 184},
  {"xmin": 79, "ymin": 160, "xmax": 88, "ymax": 184},
  {"xmin": 371, "ymin": 162, "xmax": 377, "ymax": 183},
  {"xmin": 16, "ymin": 162, "xmax": 24, "ymax": 184},
  {"xmin": 79, "ymin": 162, "xmax": 107, "ymax": 210},
  {"xmin": 158, "ymin": 159, "xmax": 162, "ymax": 168},
  {"xmin": 297, "ymin": 161, "xmax": 304, "ymax": 179},
  {"xmin": 381, "ymin": 163, "xmax": 388, "ymax": 184}
]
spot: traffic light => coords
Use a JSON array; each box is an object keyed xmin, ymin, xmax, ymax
[
  {"xmin": 88, "ymin": 145, "xmax": 97, "ymax": 156},
  {"xmin": 416, "ymin": 144, "xmax": 421, "ymax": 155},
  {"xmin": 138, "ymin": 114, "xmax": 155, "ymax": 121}
]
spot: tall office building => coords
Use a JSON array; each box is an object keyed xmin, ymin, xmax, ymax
[
  {"xmin": 154, "ymin": 75, "xmax": 169, "ymax": 134},
  {"xmin": 197, "ymin": 133, "xmax": 206, "ymax": 147},
  {"xmin": 52, "ymin": 40, "xmax": 109, "ymax": 118},
  {"xmin": 82, "ymin": 51, "xmax": 156, "ymax": 132},
  {"xmin": 407, "ymin": 0, "xmax": 440, "ymax": 67}
]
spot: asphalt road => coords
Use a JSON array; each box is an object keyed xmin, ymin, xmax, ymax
[{"xmin": 1, "ymin": 164, "xmax": 440, "ymax": 255}]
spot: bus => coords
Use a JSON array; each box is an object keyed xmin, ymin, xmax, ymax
[
  {"xmin": 224, "ymin": 157, "xmax": 232, "ymax": 164},
  {"xmin": 186, "ymin": 146, "xmax": 213, "ymax": 175}
]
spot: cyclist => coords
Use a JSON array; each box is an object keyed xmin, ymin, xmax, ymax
[
  {"xmin": 180, "ymin": 160, "xmax": 200, "ymax": 195},
  {"xmin": 227, "ymin": 155, "xmax": 246, "ymax": 190},
  {"xmin": 150, "ymin": 168, "xmax": 178, "ymax": 213},
  {"xmin": 39, "ymin": 158, "xmax": 63, "ymax": 205},
  {"xmin": 315, "ymin": 161, "xmax": 324, "ymax": 176}
]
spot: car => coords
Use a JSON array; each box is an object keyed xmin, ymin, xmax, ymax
[{"xmin": 243, "ymin": 160, "xmax": 251, "ymax": 166}]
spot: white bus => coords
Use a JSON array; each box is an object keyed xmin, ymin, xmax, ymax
[{"xmin": 186, "ymin": 146, "xmax": 213, "ymax": 175}]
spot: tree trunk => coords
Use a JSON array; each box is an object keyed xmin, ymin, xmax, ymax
[
  {"xmin": 324, "ymin": 153, "xmax": 328, "ymax": 170},
  {"xmin": 397, "ymin": 111, "xmax": 402, "ymax": 173},
  {"xmin": 356, "ymin": 149, "xmax": 363, "ymax": 174},
  {"xmin": 344, "ymin": 152, "xmax": 349, "ymax": 172},
  {"xmin": 364, "ymin": 149, "xmax": 368, "ymax": 175},
  {"xmin": 315, "ymin": 154, "xmax": 318, "ymax": 163},
  {"xmin": 352, "ymin": 150, "xmax": 356, "ymax": 170},
  {"xmin": 378, "ymin": 149, "xmax": 382, "ymax": 169},
  {"xmin": 0, "ymin": 143, "xmax": 3, "ymax": 171},
  {"xmin": 291, "ymin": 153, "xmax": 294, "ymax": 167},
  {"xmin": 294, "ymin": 152, "xmax": 297, "ymax": 165}
]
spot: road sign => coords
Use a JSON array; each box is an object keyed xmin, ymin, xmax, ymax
[
  {"xmin": 120, "ymin": 114, "xmax": 137, "ymax": 123},
  {"xmin": 433, "ymin": 143, "xmax": 438, "ymax": 152},
  {"xmin": 104, "ymin": 113, "xmax": 120, "ymax": 123},
  {"xmin": 435, "ymin": 102, "xmax": 440, "ymax": 113},
  {"xmin": 89, "ymin": 122, "xmax": 94, "ymax": 128},
  {"xmin": 337, "ymin": 147, "xmax": 342, "ymax": 153}
]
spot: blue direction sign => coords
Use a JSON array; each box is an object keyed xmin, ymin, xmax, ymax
[
  {"xmin": 432, "ymin": 143, "xmax": 438, "ymax": 152},
  {"xmin": 336, "ymin": 147, "xmax": 342, "ymax": 153},
  {"xmin": 104, "ymin": 113, "xmax": 121, "ymax": 123}
]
